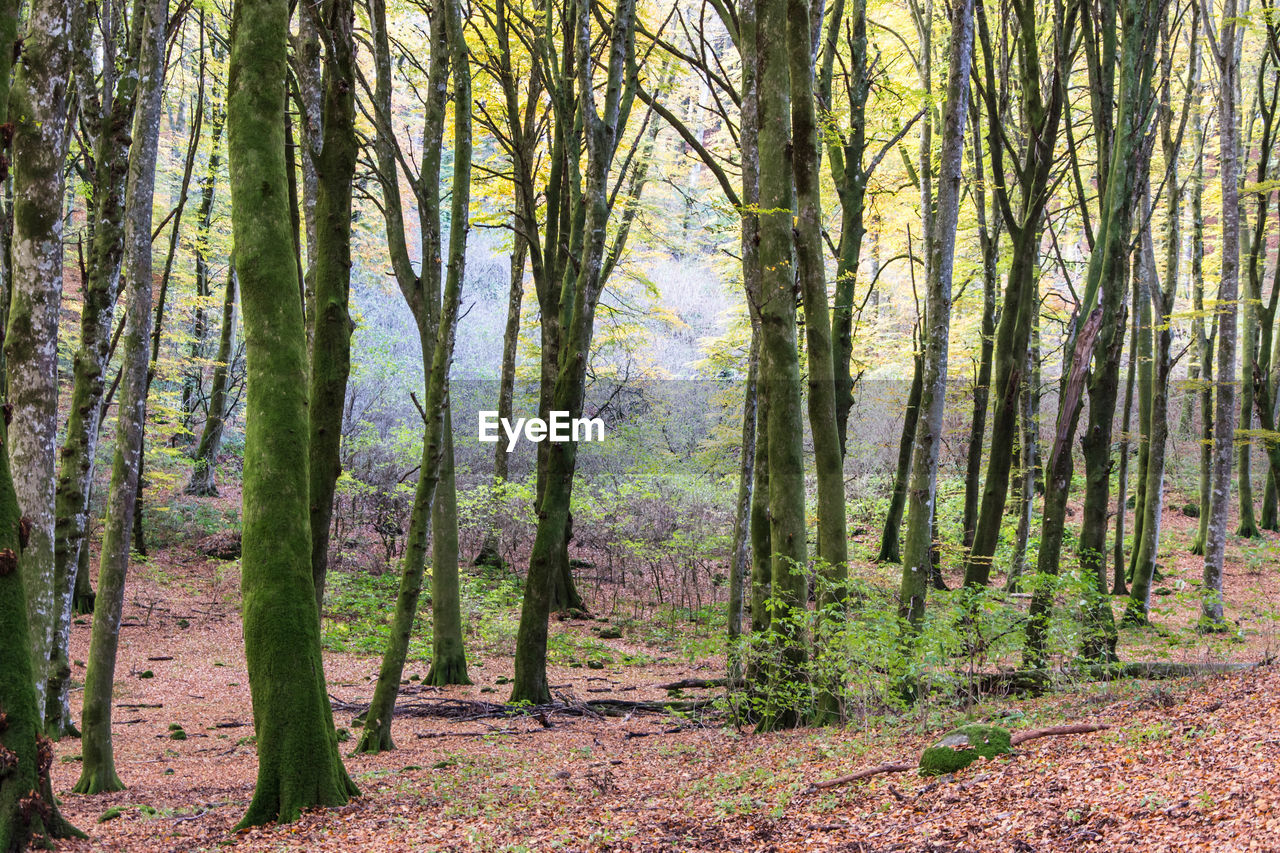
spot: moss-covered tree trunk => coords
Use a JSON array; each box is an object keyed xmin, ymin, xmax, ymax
[
  {"xmin": 898, "ymin": 0, "xmax": 974, "ymax": 635},
  {"xmin": 1124, "ymin": 185, "xmax": 1177, "ymax": 625},
  {"xmin": 790, "ymin": 0, "xmax": 846, "ymax": 616},
  {"xmin": 5, "ymin": 0, "xmax": 75, "ymax": 725},
  {"xmin": 0, "ymin": 0, "xmax": 82, "ymax": 843},
  {"xmin": 0, "ymin": 372, "xmax": 82, "ymax": 849},
  {"xmin": 306, "ymin": 0, "xmax": 358, "ymax": 615},
  {"xmin": 186, "ymin": 267, "xmax": 238, "ymax": 496},
  {"xmin": 959, "ymin": 0, "xmax": 1072, "ymax": 587},
  {"xmin": 1027, "ymin": 0, "xmax": 1161, "ymax": 666},
  {"xmin": 227, "ymin": 0, "xmax": 358, "ymax": 824},
  {"xmin": 427, "ymin": 412, "xmax": 469, "ymax": 685},
  {"xmin": 1113, "ymin": 296, "xmax": 1137, "ymax": 595},
  {"xmin": 74, "ymin": 0, "xmax": 168, "ymax": 796},
  {"xmin": 1125, "ymin": 237, "xmax": 1154, "ymax": 585}
]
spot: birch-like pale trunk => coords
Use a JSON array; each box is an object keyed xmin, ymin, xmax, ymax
[{"xmin": 1202, "ymin": 0, "xmax": 1241, "ymax": 630}]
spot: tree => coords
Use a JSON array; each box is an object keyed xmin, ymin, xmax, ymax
[
  {"xmin": 186, "ymin": 267, "xmax": 239, "ymax": 496},
  {"xmin": 0, "ymin": 0, "xmax": 82, "ymax": 842},
  {"xmin": 898, "ymin": 0, "xmax": 975, "ymax": 633},
  {"xmin": 509, "ymin": 0, "xmax": 640, "ymax": 705},
  {"xmin": 74, "ymin": 0, "xmax": 169, "ymax": 795},
  {"xmin": 961, "ymin": 0, "xmax": 1075, "ymax": 587},
  {"xmin": 226, "ymin": 0, "xmax": 358, "ymax": 824},
  {"xmin": 47, "ymin": 0, "xmax": 146, "ymax": 736},
  {"xmin": 1025, "ymin": 0, "xmax": 1166, "ymax": 666},
  {"xmin": 1200, "ymin": 0, "xmax": 1241, "ymax": 631},
  {"xmin": 5, "ymin": 0, "xmax": 75, "ymax": 725},
  {"xmin": 307, "ymin": 0, "xmax": 358, "ymax": 614},
  {"xmin": 353, "ymin": 0, "xmax": 471, "ymax": 754}
]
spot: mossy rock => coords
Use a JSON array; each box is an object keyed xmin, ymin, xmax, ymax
[
  {"xmin": 597, "ymin": 626, "xmax": 624, "ymax": 640},
  {"xmin": 918, "ymin": 724, "xmax": 1012, "ymax": 776},
  {"xmin": 1182, "ymin": 503, "xmax": 1200, "ymax": 518}
]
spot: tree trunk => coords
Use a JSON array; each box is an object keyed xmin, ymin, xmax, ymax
[
  {"xmin": 1202, "ymin": 0, "xmax": 1240, "ymax": 631},
  {"xmin": 47, "ymin": 0, "xmax": 145, "ymax": 736},
  {"xmin": 428, "ymin": 411, "xmax": 469, "ymax": 684},
  {"xmin": 74, "ymin": 0, "xmax": 168, "ymax": 794},
  {"xmin": 0, "ymin": 0, "xmax": 82, "ymax": 841},
  {"xmin": 186, "ymin": 267, "xmax": 238, "ymax": 496},
  {"xmin": 227, "ymin": 0, "xmax": 357, "ymax": 823},
  {"xmin": 728, "ymin": 326, "xmax": 759, "ymax": 647},
  {"xmin": 510, "ymin": 0, "xmax": 639, "ymax": 706},
  {"xmin": 355, "ymin": 0, "xmax": 472, "ymax": 751},
  {"xmin": 307, "ymin": 0, "xmax": 358, "ymax": 615},
  {"xmin": 790, "ymin": 0, "xmax": 846, "ymax": 616},
  {"xmin": 474, "ymin": 211, "xmax": 527, "ymax": 570},
  {"xmin": 5, "ymin": 0, "xmax": 74, "ymax": 725},
  {"xmin": 899, "ymin": 0, "xmax": 974, "ymax": 636},
  {"xmin": 878, "ymin": 352, "xmax": 921, "ymax": 563}
]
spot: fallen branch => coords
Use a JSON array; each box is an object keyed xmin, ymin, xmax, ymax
[
  {"xmin": 807, "ymin": 763, "xmax": 914, "ymax": 791},
  {"xmin": 1010, "ymin": 723, "xmax": 1109, "ymax": 746},
  {"xmin": 655, "ymin": 677, "xmax": 738, "ymax": 691}
]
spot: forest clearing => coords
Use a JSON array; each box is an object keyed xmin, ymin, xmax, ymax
[
  {"xmin": 5, "ymin": 0, "xmax": 1280, "ymax": 848},
  {"xmin": 40, "ymin": 494, "xmax": 1280, "ymax": 852}
]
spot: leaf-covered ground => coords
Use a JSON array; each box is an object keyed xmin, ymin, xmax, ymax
[{"xmin": 44, "ymin": 503, "xmax": 1280, "ymax": 852}]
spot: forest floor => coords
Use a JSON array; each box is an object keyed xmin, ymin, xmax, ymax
[{"xmin": 44, "ymin": 493, "xmax": 1280, "ymax": 852}]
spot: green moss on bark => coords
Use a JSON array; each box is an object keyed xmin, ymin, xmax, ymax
[{"xmin": 227, "ymin": 0, "xmax": 356, "ymax": 826}]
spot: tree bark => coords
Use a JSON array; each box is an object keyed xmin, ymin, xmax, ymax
[
  {"xmin": 186, "ymin": 267, "xmax": 238, "ymax": 496},
  {"xmin": 306, "ymin": 0, "xmax": 358, "ymax": 615},
  {"xmin": 5, "ymin": 0, "xmax": 75, "ymax": 725},
  {"xmin": 899, "ymin": 0, "xmax": 974, "ymax": 634},
  {"xmin": 1202, "ymin": 0, "xmax": 1240, "ymax": 631},
  {"xmin": 227, "ymin": 0, "xmax": 358, "ymax": 823},
  {"xmin": 74, "ymin": 0, "xmax": 168, "ymax": 795}
]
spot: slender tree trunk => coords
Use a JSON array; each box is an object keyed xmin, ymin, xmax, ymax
[
  {"xmin": 510, "ymin": 0, "xmax": 639, "ymax": 706},
  {"xmin": 475, "ymin": 214, "xmax": 526, "ymax": 570},
  {"xmin": 1126, "ymin": 225, "xmax": 1154, "ymax": 585},
  {"xmin": 1190, "ymin": 104, "xmax": 1213, "ymax": 556},
  {"xmin": 879, "ymin": 353, "xmax": 922, "ymax": 563},
  {"xmin": 307, "ymin": 0, "xmax": 358, "ymax": 615},
  {"xmin": 186, "ymin": 267, "xmax": 238, "ymax": 496},
  {"xmin": 1113, "ymin": 301, "xmax": 1137, "ymax": 594},
  {"xmin": 47, "ymin": 0, "xmax": 145, "ymax": 735},
  {"xmin": 74, "ymin": 0, "xmax": 168, "ymax": 794},
  {"xmin": 1202, "ymin": 0, "xmax": 1240, "ymax": 631},
  {"xmin": 728, "ymin": 326, "xmax": 759, "ymax": 648},
  {"xmin": 790, "ymin": 0, "xmax": 846, "ymax": 613},
  {"xmin": 899, "ymin": 0, "xmax": 974, "ymax": 636},
  {"xmin": 355, "ymin": 0, "xmax": 472, "ymax": 751},
  {"xmin": 227, "ymin": 0, "xmax": 358, "ymax": 823}
]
